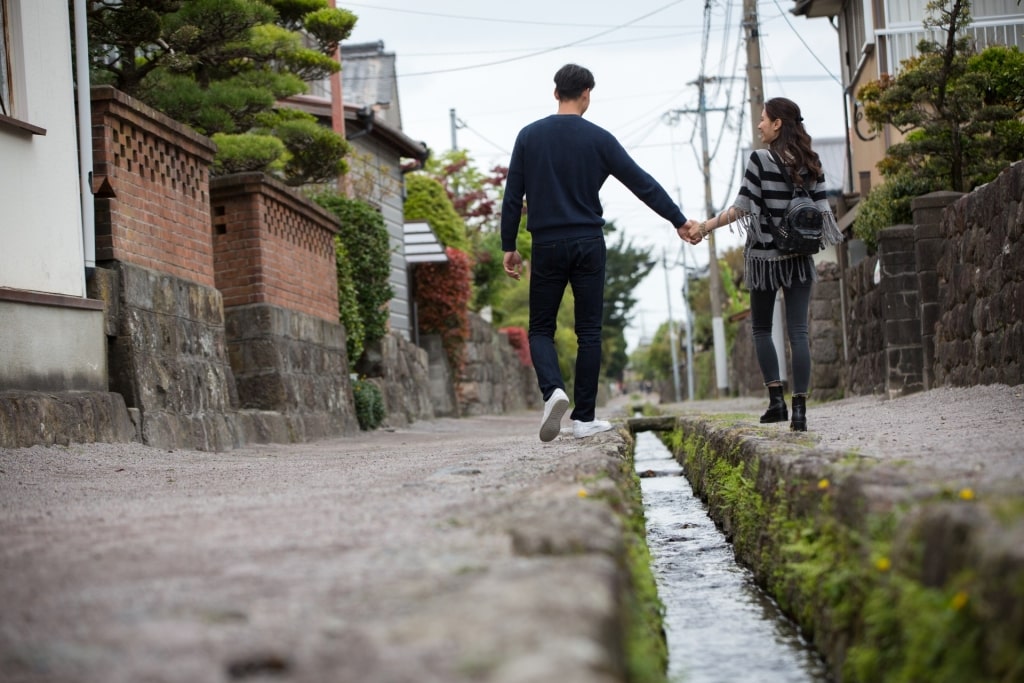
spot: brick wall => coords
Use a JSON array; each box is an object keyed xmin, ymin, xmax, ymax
[
  {"xmin": 210, "ymin": 173, "xmax": 340, "ymax": 323},
  {"xmin": 91, "ymin": 86, "xmax": 217, "ymax": 287}
]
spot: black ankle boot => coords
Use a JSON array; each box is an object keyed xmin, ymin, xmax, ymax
[
  {"xmin": 760, "ymin": 385, "xmax": 788, "ymax": 423},
  {"xmin": 790, "ymin": 395, "xmax": 807, "ymax": 431}
]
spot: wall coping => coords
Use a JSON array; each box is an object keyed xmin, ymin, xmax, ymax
[
  {"xmin": 0, "ymin": 286, "xmax": 105, "ymax": 311},
  {"xmin": 210, "ymin": 172, "xmax": 341, "ymax": 235},
  {"xmin": 911, "ymin": 191, "xmax": 964, "ymax": 211},
  {"xmin": 90, "ymin": 85, "xmax": 217, "ymax": 162}
]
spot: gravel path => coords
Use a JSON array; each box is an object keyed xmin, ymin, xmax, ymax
[
  {"xmin": 2, "ymin": 384, "xmax": 1021, "ymax": 682},
  {"xmin": 0, "ymin": 414, "xmax": 627, "ymax": 683}
]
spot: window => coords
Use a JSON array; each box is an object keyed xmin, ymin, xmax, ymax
[{"xmin": 1, "ymin": 0, "xmax": 11, "ymax": 117}]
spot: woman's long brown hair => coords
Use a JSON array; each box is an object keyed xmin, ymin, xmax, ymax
[{"xmin": 765, "ymin": 97, "xmax": 822, "ymax": 186}]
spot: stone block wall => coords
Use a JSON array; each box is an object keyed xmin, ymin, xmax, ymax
[
  {"xmin": 809, "ymin": 262, "xmax": 845, "ymax": 400},
  {"xmin": 845, "ymin": 253, "xmax": 886, "ymax": 396},
  {"xmin": 227, "ymin": 303, "xmax": 358, "ymax": 442},
  {"xmin": 211, "ymin": 173, "xmax": 340, "ymax": 323},
  {"xmin": 459, "ymin": 314, "xmax": 538, "ymax": 417},
  {"xmin": 91, "ymin": 86, "xmax": 218, "ymax": 287},
  {"xmin": 355, "ymin": 333, "xmax": 435, "ymax": 428},
  {"xmin": 933, "ymin": 161, "xmax": 1024, "ymax": 387},
  {"xmin": 97, "ymin": 262, "xmax": 238, "ymax": 451},
  {"xmin": 912, "ymin": 192, "xmax": 962, "ymax": 390},
  {"xmin": 878, "ymin": 225, "xmax": 924, "ymax": 396}
]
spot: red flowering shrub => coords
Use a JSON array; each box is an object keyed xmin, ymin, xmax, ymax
[
  {"xmin": 414, "ymin": 247, "xmax": 472, "ymax": 377},
  {"xmin": 500, "ymin": 326, "xmax": 531, "ymax": 367}
]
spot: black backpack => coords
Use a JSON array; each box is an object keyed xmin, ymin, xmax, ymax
[{"xmin": 768, "ymin": 150, "xmax": 823, "ymax": 256}]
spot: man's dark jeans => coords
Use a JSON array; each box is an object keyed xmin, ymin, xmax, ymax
[{"xmin": 528, "ymin": 235, "xmax": 606, "ymax": 422}]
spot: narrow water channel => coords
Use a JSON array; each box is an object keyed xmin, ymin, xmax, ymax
[{"xmin": 634, "ymin": 430, "xmax": 831, "ymax": 683}]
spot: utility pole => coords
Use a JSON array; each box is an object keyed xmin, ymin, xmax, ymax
[
  {"xmin": 449, "ymin": 108, "xmax": 466, "ymax": 151},
  {"xmin": 680, "ymin": 244, "xmax": 695, "ymax": 401},
  {"xmin": 663, "ymin": 250, "xmax": 682, "ymax": 403},
  {"xmin": 674, "ymin": 77, "xmax": 731, "ymax": 396},
  {"xmin": 666, "ymin": 77, "xmax": 730, "ymax": 396},
  {"xmin": 743, "ymin": 0, "xmax": 788, "ymax": 387},
  {"xmin": 743, "ymin": 0, "xmax": 764, "ymax": 147}
]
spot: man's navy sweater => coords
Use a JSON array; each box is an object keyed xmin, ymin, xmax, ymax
[{"xmin": 500, "ymin": 114, "xmax": 687, "ymax": 252}]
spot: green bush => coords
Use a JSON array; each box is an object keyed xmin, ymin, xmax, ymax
[
  {"xmin": 210, "ymin": 133, "xmax": 285, "ymax": 175},
  {"xmin": 853, "ymin": 171, "xmax": 935, "ymax": 252},
  {"xmin": 352, "ymin": 378, "xmax": 385, "ymax": 431},
  {"xmin": 404, "ymin": 174, "xmax": 470, "ymax": 251}
]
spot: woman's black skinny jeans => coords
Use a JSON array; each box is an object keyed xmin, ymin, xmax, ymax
[{"xmin": 749, "ymin": 280, "xmax": 812, "ymax": 395}]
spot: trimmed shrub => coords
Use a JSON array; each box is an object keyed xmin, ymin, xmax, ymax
[{"xmin": 352, "ymin": 378, "xmax": 385, "ymax": 431}]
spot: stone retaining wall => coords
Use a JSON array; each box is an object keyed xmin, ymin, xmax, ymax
[
  {"xmin": 459, "ymin": 314, "xmax": 539, "ymax": 417},
  {"xmin": 93, "ymin": 262, "xmax": 237, "ymax": 451},
  {"xmin": 227, "ymin": 303, "xmax": 358, "ymax": 442},
  {"xmin": 933, "ymin": 161, "xmax": 1024, "ymax": 387}
]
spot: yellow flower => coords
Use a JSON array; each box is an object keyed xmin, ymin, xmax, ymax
[
  {"xmin": 818, "ymin": 478, "xmax": 830, "ymax": 490},
  {"xmin": 577, "ymin": 488, "xmax": 588, "ymax": 498},
  {"xmin": 874, "ymin": 557, "xmax": 891, "ymax": 572},
  {"xmin": 958, "ymin": 488, "xmax": 975, "ymax": 501},
  {"xmin": 950, "ymin": 591, "xmax": 969, "ymax": 611}
]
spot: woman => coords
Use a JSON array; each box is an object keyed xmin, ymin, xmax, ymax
[{"xmin": 685, "ymin": 97, "xmax": 842, "ymax": 431}]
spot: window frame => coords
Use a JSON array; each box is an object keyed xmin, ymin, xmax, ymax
[{"xmin": 0, "ymin": 0, "xmax": 46, "ymax": 136}]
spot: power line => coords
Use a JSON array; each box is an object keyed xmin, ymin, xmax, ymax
[
  {"xmin": 394, "ymin": 0, "xmax": 686, "ymax": 77},
  {"xmin": 341, "ymin": 1, "xmax": 697, "ymax": 30},
  {"xmin": 769, "ymin": 0, "xmax": 842, "ymax": 86},
  {"xmin": 397, "ymin": 30, "xmax": 701, "ymax": 58}
]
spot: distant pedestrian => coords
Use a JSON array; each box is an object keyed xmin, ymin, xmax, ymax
[
  {"xmin": 501, "ymin": 63, "xmax": 695, "ymax": 442},
  {"xmin": 683, "ymin": 97, "xmax": 842, "ymax": 431}
]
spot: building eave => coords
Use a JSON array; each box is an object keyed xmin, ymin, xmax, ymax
[{"xmin": 344, "ymin": 105, "xmax": 429, "ymax": 162}]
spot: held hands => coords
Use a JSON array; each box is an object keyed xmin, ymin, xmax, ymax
[
  {"xmin": 503, "ymin": 250, "xmax": 523, "ymax": 280},
  {"xmin": 677, "ymin": 218, "xmax": 703, "ymax": 245}
]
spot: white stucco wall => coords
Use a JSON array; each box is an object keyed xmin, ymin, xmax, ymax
[{"xmin": 0, "ymin": 0, "xmax": 86, "ymax": 297}]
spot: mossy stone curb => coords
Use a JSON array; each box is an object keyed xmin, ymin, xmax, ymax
[{"xmin": 656, "ymin": 415, "xmax": 1024, "ymax": 683}]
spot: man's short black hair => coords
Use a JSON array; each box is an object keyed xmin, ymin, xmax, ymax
[{"xmin": 554, "ymin": 64, "xmax": 595, "ymax": 101}]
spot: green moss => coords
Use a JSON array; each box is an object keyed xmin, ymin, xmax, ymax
[
  {"xmin": 617, "ymin": 441, "xmax": 669, "ymax": 683},
  {"xmin": 660, "ymin": 425, "xmax": 1017, "ymax": 683}
]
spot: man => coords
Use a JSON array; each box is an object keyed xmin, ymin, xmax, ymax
[{"xmin": 501, "ymin": 63, "xmax": 695, "ymax": 442}]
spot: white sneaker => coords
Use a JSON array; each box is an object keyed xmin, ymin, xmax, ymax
[
  {"xmin": 539, "ymin": 388, "xmax": 570, "ymax": 442},
  {"xmin": 573, "ymin": 419, "xmax": 614, "ymax": 438}
]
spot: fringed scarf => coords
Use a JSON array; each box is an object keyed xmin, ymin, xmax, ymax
[{"xmin": 731, "ymin": 149, "xmax": 844, "ymax": 291}]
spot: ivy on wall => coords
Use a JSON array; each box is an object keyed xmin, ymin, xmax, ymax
[
  {"xmin": 414, "ymin": 247, "xmax": 472, "ymax": 378},
  {"xmin": 404, "ymin": 175, "xmax": 470, "ymax": 252},
  {"xmin": 313, "ymin": 192, "xmax": 394, "ymax": 368}
]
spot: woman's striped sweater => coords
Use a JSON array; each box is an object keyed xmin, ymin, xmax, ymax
[{"xmin": 731, "ymin": 148, "xmax": 844, "ymax": 291}]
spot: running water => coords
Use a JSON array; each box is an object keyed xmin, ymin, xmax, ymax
[{"xmin": 634, "ymin": 430, "xmax": 831, "ymax": 683}]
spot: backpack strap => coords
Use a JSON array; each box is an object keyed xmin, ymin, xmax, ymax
[{"xmin": 768, "ymin": 149, "xmax": 797, "ymax": 190}]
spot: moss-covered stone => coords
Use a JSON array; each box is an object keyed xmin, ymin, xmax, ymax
[{"xmin": 660, "ymin": 419, "xmax": 1024, "ymax": 683}]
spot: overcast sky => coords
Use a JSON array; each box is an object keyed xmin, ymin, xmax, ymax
[{"xmin": 341, "ymin": 0, "xmax": 845, "ymax": 351}]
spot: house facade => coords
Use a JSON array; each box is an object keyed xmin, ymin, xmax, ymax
[
  {"xmin": 340, "ymin": 41, "xmax": 439, "ymax": 341},
  {"xmin": 793, "ymin": 0, "xmax": 1024, "ymax": 211},
  {"xmin": 0, "ymin": 0, "xmax": 106, "ymax": 393}
]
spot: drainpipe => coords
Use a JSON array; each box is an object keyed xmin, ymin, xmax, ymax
[{"xmin": 72, "ymin": 0, "xmax": 95, "ymax": 277}]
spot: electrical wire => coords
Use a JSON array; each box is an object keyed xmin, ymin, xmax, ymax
[
  {"xmin": 769, "ymin": 0, "xmax": 842, "ymax": 86},
  {"xmin": 341, "ymin": 1, "xmax": 696, "ymax": 30},
  {"xmin": 395, "ymin": 0, "xmax": 687, "ymax": 77},
  {"xmin": 398, "ymin": 30, "xmax": 701, "ymax": 58}
]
